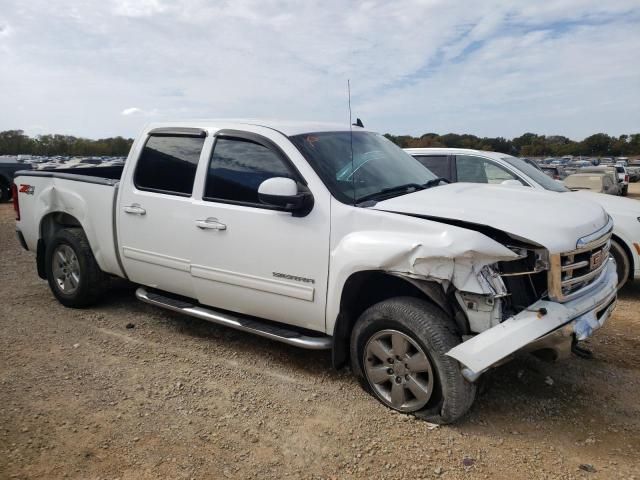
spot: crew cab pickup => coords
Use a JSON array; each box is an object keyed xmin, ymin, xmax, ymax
[{"xmin": 13, "ymin": 121, "xmax": 618, "ymax": 423}]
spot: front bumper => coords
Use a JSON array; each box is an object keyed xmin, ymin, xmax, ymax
[{"xmin": 447, "ymin": 258, "xmax": 618, "ymax": 382}]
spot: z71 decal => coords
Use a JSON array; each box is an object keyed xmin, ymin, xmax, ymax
[{"xmin": 19, "ymin": 184, "xmax": 35, "ymax": 195}]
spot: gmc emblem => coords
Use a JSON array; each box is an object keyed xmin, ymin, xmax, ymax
[{"xmin": 590, "ymin": 251, "xmax": 604, "ymax": 271}]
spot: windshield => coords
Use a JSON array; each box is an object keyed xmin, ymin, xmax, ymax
[
  {"xmin": 501, "ymin": 155, "xmax": 569, "ymax": 192},
  {"xmin": 290, "ymin": 131, "xmax": 437, "ymax": 203}
]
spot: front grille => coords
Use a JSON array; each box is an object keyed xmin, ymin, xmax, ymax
[{"xmin": 548, "ymin": 225, "xmax": 612, "ymax": 302}]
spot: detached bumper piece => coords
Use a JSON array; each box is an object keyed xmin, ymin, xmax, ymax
[
  {"xmin": 136, "ymin": 287, "xmax": 332, "ymax": 350},
  {"xmin": 447, "ymin": 258, "xmax": 618, "ymax": 382}
]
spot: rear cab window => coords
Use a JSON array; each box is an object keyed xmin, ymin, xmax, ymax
[{"xmin": 134, "ymin": 134, "xmax": 206, "ymax": 196}]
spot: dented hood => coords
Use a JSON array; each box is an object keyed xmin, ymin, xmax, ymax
[{"xmin": 373, "ymin": 183, "xmax": 609, "ymax": 253}]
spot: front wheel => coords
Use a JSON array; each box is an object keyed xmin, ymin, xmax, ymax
[
  {"xmin": 45, "ymin": 228, "xmax": 107, "ymax": 307},
  {"xmin": 350, "ymin": 297, "xmax": 476, "ymax": 424}
]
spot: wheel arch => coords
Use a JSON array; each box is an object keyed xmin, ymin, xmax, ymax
[
  {"xmin": 331, "ymin": 270, "xmax": 464, "ymax": 369},
  {"xmin": 611, "ymin": 233, "xmax": 634, "ymax": 282},
  {"xmin": 37, "ymin": 212, "xmax": 84, "ymax": 279}
]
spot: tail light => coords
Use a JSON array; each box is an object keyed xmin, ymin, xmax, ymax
[
  {"xmin": 11, "ymin": 183, "xmax": 20, "ymax": 221},
  {"xmin": 624, "ymin": 174, "xmax": 629, "ymax": 183}
]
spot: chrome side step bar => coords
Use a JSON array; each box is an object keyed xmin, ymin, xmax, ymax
[{"xmin": 135, "ymin": 287, "xmax": 332, "ymax": 350}]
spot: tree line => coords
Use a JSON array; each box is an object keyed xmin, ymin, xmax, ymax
[
  {"xmin": 384, "ymin": 132, "xmax": 640, "ymax": 157},
  {"xmin": 1, "ymin": 129, "xmax": 639, "ymax": 158},
  {"xmin": 0, "ymin": 130, "xmax": 133, "ymax": 157}
]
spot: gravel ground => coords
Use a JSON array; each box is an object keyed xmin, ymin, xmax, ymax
[{"xmin": 1, "ymin": 187, "xmax": 640, "ymax": 480}]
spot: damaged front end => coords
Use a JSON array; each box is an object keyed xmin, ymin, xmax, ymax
[
  {"xmin": 441, "ymin": 221, "xmax": 617, "ymax": 382},
  {"xmin": 383, "ymin": 216, "xmax": 618, "ymax": 383}
]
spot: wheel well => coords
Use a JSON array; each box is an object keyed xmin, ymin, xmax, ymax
[
  {"xmin": 611, "ymin": 234, "xmax": 634, "ymax": 280},
  {"xmin": 331, "ymin": 271, "xmax": 455, "ymax": 369},
  {"xmin": 37, "ymin": 212, "xmax": 83, "ymax": 279}
]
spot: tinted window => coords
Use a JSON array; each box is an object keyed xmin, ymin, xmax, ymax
[
  {"xmin": 205, "ymin": 137, "xmax": 293, "ymax": 204},
  {"xmin": 135, "ymin": 136, "xmax": 204, "ymax": 195},
  {"xmin": 456, "ymin": 155, "xmax": 524, "ymax": 185},
  {"xmin": 413, "ymin": 155, "xmax": 451, "ymax": 180}
]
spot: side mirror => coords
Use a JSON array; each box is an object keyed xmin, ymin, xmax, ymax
[
  {"xmin": 501, "ymin": 179, "xmax": 523, "ymax": 187},
  {"xmin": 258, "ymin": 177, "xmax": 314, "ymax": 216}
]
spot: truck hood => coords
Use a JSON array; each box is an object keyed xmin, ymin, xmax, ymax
[{"xmin": 372, "ymin": 183, "xmax": 609, "ymax": 253}]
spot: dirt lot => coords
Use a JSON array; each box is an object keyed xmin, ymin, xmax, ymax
[{"xmin": 1, "ymin": 187, "xmax": 640, "ymax": 480}]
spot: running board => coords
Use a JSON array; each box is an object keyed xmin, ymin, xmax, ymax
[{"xmin": 135, "ymin": 287, "xmax": 332, "ymax": 350}]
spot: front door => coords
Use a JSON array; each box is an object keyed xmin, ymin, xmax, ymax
[
  {"xmin": 118, "ymin": 131, "xmax": 206, "ymax": 298},
  {"xmin": 190, "ymin": 130, "xmax": 330, "ymax": 332}
]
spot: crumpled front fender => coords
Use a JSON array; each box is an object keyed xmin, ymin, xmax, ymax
[{"xmin": 326, "ymin": 223, "xmax": 519, "ymax": 334}]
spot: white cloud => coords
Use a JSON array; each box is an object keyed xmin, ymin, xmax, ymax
[
  {"xmin": 0, "ymin": 0, "xmax": 638, "ymax": 139},
  {"xmin": 121, "ymin": 107, "xmax": 142, "ymax": 116}
]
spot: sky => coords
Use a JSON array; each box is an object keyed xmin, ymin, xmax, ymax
[{"xmin": 1, "ymin": 0, "xmax": 639, "ymax": 140}]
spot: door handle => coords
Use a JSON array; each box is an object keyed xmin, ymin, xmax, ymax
[
  {"xmin": 123, "ymin": 204, "xmax": 146, "ymax": 215},
  {"xmin": 195, "ymin": 218, "xmax": 227, "ymax": 231}
]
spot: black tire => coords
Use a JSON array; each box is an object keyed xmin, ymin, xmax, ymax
[
  {"xmin": 622, "ymin": 185, "xmax": 628, "ymax": 196},
  {"xmin": 45, "ymin": 228, "xmax": 107, "ymax": 308},
  {"xmin": 0, "ymin": 178, "xmax": 10, "ymax": 202},
  {"xmin": 350, "ymin": 297, "xmax": 476, "ymax": 424},
  {"xmin": 610, "ymin": 239, "xmax": 631, "ymax": 290}
]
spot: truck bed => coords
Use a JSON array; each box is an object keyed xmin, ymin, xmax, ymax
[{"xmin": 14, "ymin": 166, "xmax": 126, "ymax": 278}]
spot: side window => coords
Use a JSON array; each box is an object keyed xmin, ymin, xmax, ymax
[
  {"xmin": 135, "ymin": 135, "xmax": 204, "ymax": 195},
  {"xmin": 413, "ymin": 155, "xmax": 451, "ymax": 180},
  {"xmin": 456, "ymin": 155, "xmax": 524, "ymax": 185},
  {"xmin": 205, "ymin": 137, "xmax": 294, "ymax": 204}
]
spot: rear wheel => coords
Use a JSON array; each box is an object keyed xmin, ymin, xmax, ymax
[
  {"xmin": 45, "ymin": 228, "xmax": 107, "ymax": 307},
  {"xmin": 610, "ymin": 239, "xmax": 631, "ymax": 290},
  {"xmin": 350, "ymin": 297, "xmax": 476, "ymax": 424}
]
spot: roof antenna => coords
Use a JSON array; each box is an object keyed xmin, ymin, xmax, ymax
[{"xmin": 348, "ymin": 79, "xmax": 355, "ymax": 205}]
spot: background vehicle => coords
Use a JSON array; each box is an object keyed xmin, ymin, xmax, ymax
[
  {"xmin": 564, "ymin": 173, "xmax": 619, "ymax": 195},
  {"xmin": 406, "ymin": 148, "xmax": 640, "ymax": 289},
  {"xmin": 580, "ymin": 166, "xmax": 626, "ymax": 196},
  {"xmin": 0, "ymin": 158, "xmax": 32, "ymax": 202},
  {"xmin": 540, "ymin": 165, "xmax": 567, "ymax": 180},
  {"xmin": 13, "ymin": 121, "xmax": 618, "ymax": 423}
]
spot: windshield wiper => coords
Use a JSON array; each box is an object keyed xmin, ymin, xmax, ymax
[
  {"xmin": 423, "ymin": 177, "xmax": 450, "ymax": 188},
  {"xmin": 355, "ymin": 178, "xmax": 450, "ymax": 204},
  {"xmin": 356, "ymin": 183, "xmax": 426, "ymax": 203}
]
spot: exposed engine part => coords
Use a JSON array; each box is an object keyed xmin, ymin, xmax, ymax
[{"xmin": 455, "ymin": 291, "xmax": 502, "ymax": 333}]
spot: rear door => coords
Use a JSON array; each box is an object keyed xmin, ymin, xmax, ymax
[{"xmin": 118, "ymin": 129, "xmax": 206, "ymax": 298}]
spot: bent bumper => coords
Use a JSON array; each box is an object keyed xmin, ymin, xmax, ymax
[{"xmin": 447, "ymin": 258, "xmax": 618, "ymax": 382}]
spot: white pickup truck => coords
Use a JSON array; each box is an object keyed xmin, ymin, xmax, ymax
[{"xmin": 13, "ymin": 121, "xmax": 618, "ymax": 423}]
